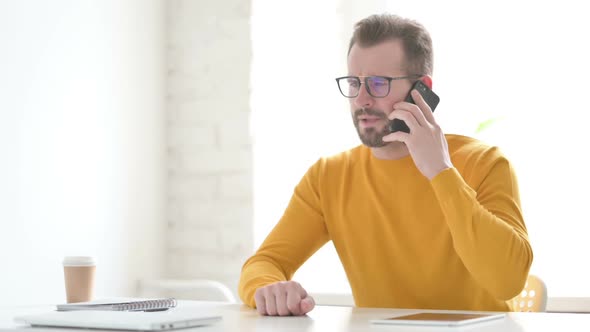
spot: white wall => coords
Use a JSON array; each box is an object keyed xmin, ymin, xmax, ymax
[
  {"xmin": 165, "ymin": 0, "xmax": 253, "ymax": 299},
  {"xmin": 0, "ymin": 0, "xmax": 165, "ymax": 305}
]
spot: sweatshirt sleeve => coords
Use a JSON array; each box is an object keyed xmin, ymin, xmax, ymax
[
  {"xmin": 238, "ymin": 160, "xmax": 330, "ymax": 308},
  {"xmin": 430, "ymin": 156, "xmax": 533, "ymax": 301}
]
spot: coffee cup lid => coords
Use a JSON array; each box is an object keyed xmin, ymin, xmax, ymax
[{"xmin": 62, "ymin": 256, "xmax": 96, "ymax": 266}]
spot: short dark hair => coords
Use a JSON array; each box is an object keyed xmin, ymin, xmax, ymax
[{"xmin": 348, "ymin": 14, "xmax": 433, "ymax": 76}]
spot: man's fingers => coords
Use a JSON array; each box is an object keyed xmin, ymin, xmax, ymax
[
  {"xmin": 275, "ymin": 289, "xmax": 290, "ymax": 316},
  {"xmin": 382, "ymin": 130, "xmax": 409, "ymax": 143},
  {"xmin": 254, "ymin": 290, "xmax": 267, "ymax": 315},
  {"xmin": 254, "ymin": 281, "xmax": 312, "ymax": 316},
  {"xmin": 264, "ymin": 288, "xmax": 278, "ymax": 316},
  {"xmin": 286, "ymin": 288, "xmax": 303, "ymax": 316},
  {"xmin": 299, "ymin": 296, "xmax": 316, "ymax": 314},
  {"xmin": 388, "ymin": 109, "xmax": 420, "ymax": 133},
  {"xmin": 391, "ymin": 99, "xmax": 428, "ymax": 127}
]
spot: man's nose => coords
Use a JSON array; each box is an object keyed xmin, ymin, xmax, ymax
[{"xmin": 353, "ymin": 83, "xmax": 374, "ymax": 109}]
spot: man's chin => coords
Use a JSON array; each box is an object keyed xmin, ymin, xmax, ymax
[{"xmin": 359, "ymin": 135, "xmax": 389, "ymax": 148}]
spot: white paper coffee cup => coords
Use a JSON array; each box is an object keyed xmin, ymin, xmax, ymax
[{"xmin": 63, "ymin": 256, "xmax": 96, "ymax": 303}]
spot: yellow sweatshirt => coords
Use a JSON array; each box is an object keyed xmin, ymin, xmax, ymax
[{"xmin": 239, "ymin": 134, "xmax": 533, "ymax": 311}]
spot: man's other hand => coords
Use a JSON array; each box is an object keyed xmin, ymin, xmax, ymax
[{"xmin": 254, "ymin": 281, "xmax": 315, "ymax": 316}]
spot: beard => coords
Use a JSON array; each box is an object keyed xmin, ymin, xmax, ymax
[{"xmin": 352, "ymin": 108, "xmax": 391, "ymax": 148}]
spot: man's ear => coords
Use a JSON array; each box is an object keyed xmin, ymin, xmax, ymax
[{"xmin": 421, "ymin": 75, "xmax": 433, "ymax": 89}]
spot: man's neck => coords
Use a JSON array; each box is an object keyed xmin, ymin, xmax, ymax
[{"xmin": 370, "ymin": 141, "xmax": 410, "ymax": 160}]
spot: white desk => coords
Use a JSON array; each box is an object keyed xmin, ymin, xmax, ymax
[{"xmin": 2, "ymin": 300, "xmax": 590, "ymax": 332}]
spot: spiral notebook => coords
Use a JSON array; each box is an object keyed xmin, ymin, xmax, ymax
[{"xmin": 56, "ymin": 298, "xmax": 177, "ymax": 312}]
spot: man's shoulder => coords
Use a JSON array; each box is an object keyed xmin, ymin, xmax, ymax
[
  {"xmin": 446, "ymin": 134, "xmax": 500, "ymax": 155},
  {"xmin": 445, "ymin": 134, "xmax": 509, "ymax": 170}
]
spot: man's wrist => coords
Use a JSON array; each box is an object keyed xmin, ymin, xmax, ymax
[{"xmin": 426, "ymin": 164, "xmax": 453, "ymax": 181}]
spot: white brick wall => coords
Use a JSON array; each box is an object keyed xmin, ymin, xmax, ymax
[{"xmin": 166, "ymin": 0, "xmax": 252, "ymax": 299}]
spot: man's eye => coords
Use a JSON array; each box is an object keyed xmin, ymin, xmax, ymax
[
  {"xmin": 371, "ymin": 79, "xmax": 388, "ymax": 87},
  {"xmin": 348, "ymin": 80, "xmax": 360, "ymax": 88}
]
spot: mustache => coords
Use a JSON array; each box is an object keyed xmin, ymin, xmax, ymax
[{"xmin": 354, "ymin": 108, "xmax": 387, "ymax": 119}]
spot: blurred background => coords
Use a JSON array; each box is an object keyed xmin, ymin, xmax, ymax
[{"xmin": 1, "ymin": 0, "xmax": 589, "ymax": 307}]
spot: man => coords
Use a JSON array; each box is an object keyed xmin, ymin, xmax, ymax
[{"xmin": 239, "ymin": 13, "xmax": 533, "ymax": 316}]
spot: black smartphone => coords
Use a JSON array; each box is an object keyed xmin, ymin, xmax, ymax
[{"xmin": 389, "ymin": 80, "xmax": 440, "ymax": 133}]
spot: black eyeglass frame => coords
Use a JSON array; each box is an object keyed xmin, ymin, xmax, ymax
[{"xmin": 335, "ymin": 74, "xmax": 423, "ymax": 98}]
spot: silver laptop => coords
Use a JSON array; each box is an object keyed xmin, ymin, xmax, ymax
[{"xmin": 14, "ymin": 309, "xmax": 221, "ymax": 331}]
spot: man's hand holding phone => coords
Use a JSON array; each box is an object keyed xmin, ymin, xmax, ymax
[
  {"xmin": 389, "ymin": 80, "xmax": 439, "ymax": 133},
  {"xmin": 254, "ymin": 281, "xmax": 316, "ymax": 316},
  {"xmin": 383, "ymin": 87, "xmax": 452, "ymax": 180}
]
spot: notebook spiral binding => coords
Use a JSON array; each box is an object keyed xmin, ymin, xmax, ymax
[{"xmin": 115, "ymin": 298, "xmax": 177, "ymax": 311}]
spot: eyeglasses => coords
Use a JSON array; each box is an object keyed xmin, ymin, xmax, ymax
[{"xmin": 335, "ymin": 75, "xmax": 422, "ymax": 98}]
